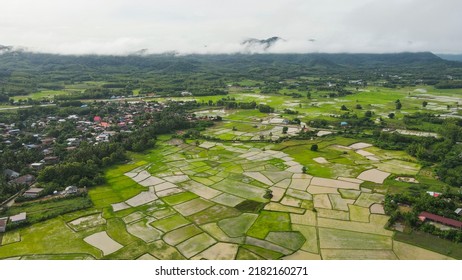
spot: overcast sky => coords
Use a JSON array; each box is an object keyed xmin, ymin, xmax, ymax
[{"xmin": 1, "ymin": 0, "xmax": 461, "ymax": 55}]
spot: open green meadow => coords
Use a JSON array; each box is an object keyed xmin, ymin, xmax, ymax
[
  {"xmin": 11, "ymin": 90, "xmax": 69, "ymax": 101},
  {"xmin": 394, "ymin": 231, "xmax": 462, "ymax": 259},
  {"xmin": 144, "ymin": 84, "xmax": 460, "ymax": 127}
]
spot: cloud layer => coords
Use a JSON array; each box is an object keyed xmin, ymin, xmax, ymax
[{"xmin": 1, "ymin": 0, "xmax": 461, "ymax": 55}]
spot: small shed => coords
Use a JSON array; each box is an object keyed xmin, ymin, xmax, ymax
[
  {"xmin": 10, "ymin": 212, "xmax": 27, "ymax": 223},
  {"xmin": 23, "ymin": 187, "xmax": 44, "ymax": 198},
  {"xmin": 426, "ymin": 191, "xmax": 442, "ymax": 198},
  {"xmin": 455, "ymin": 208, "xmax": 462, "ymax": 216},
  {"xmin": 31, "ymin": 162, "xmax": 44, "ymax": 170}
]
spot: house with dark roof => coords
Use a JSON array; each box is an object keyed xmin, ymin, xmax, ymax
[
  {"xmin": 418, "ymin": 211, "xmax": 462, "ymax": 229},
  {"xmin": 23, "ymin": 187, "xmax": 44, "ymax": 198},
  {"xmin": 8, "ymin": 174, "xmax": 36, "ymax": 186},
  {"xmin": 41, "ymin": 137, "xmax": 55, "ymax": 146},
  {"xmin": 8, "ymin": 129, "xmax": 20, "ymax": 135},
  {"xmin": 44, "ymin": 156, "xmax": 59, "ymax": 165},
  {"xmin": 3, "ymin": 169, "xmax": 19, "ymax": 179}
]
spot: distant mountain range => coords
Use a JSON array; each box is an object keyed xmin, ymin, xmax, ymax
[
  {"xmin": 0, "ymin": 44, "xmax": 27, "ymax": 54},
  {"xmin": 1, "ymin": 46, "xmax": 461, "ymax": 94},
  {"xmin": 0, "ymin": 44, "xmax": 13, "ymax": 54},
  {"xmin": 1, "ymin": 42, "xmax": 461, "ymax": 78}
]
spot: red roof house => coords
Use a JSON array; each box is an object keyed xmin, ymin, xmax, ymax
[
  {"xmin": 419, "ymin": 211, "xmax": 462, "ymax": 229},
  {"xmin": 426, "ymin": 191, "xmax": 442, "ymax": 198},
  {"xmin": 100, "ymin": 122, "xmax": 110, "ymax": 128}
]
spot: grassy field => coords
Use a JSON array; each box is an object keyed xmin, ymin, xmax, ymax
[
  {"xmin": 274, "ymin": 138, "xmax": 369, "ymax": 179},
  {"xmin": 151, "ymin": 214, "xmax": 191, "ymax": 232},
  {"xmin": 265, "ymin": 231, "xmax": 306, "ymax": 250},
  {"xmin": 247, "ymin": 211, "xmax": 291, "ymax": 239},
  {"xmin": 0, "ymin": 218, "xmax": 102, "ymax": 259},
  {"xmin": 321, "ymin": 249, "xmax": 397, "ymax": 260},
  {"xmin": 218, "ymin": 213, "xmax": 258, "ymax": 237},
  {"xmin": 5, "ymin": 196, "xmax": 93, "ymax": 224},
  {"xmin": 1, "ymin": 231, "xmax": 20, "ymax": 245},
  {"xmin": 319, "ymin": 228, "xmax": 392, "ymax": 250},
  {"xmin": 394, "ymin": 231, "xmax": 462, "ymax": 259},
  {"xmin": 162, "ymin": 192, "xmax": 198, "ymax": 205},
  {"xmin": 89, "ymin": 162, "xmax": 147, "ymax": 209},
  {"xmin": 241, "ymin": 244, "xmax": 284, "ymax": 259},
  {"xmin": 11, "ymin": 90, "xmax": 69, "ymax": 101}
]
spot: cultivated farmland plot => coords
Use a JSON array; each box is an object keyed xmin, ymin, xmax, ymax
[
  {"xmin": 68, "ymin": 214, "xmax": 106, "ymax": 231},
  {"xmin": 83, "ymin": 231, "xmax": 123, "ymax": 256},
  {"xmin": 1, "ymin": 231, "xmax": 21, "ymax": 245},
  {"xmin": 0, "ymin": 130, "xmax": 447, "ymax": 260},
  {"xmin": 126, "ymin": 219, "xmax": 162, "ymax": 243}
]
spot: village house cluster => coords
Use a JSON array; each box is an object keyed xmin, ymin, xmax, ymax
[{"xmin": 1, "ymin": 100, "xmax": 171, "ymax": 229}]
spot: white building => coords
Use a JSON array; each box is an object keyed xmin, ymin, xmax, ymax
[
  {"xmin": 455, "ymin": 208, "xmax": 462, "ymax": 216},
  {"xmin": 31, "ymin": 162, "xmax": 44, "ymax": 170},
  {"xmin": 9, "ymin": 212, "xmax": 26, "ymax": 223}
]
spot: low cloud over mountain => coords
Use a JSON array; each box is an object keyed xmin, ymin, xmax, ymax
[{"xmin": 241, "ymin": 37, "xmax": 284, "ymax": 53}]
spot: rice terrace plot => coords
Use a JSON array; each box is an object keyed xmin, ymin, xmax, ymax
[{"xmin": 0, "ymin": 137, "xmax": 451, "ymax": 260}]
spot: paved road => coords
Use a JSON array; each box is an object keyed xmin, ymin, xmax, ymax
[{"xmin": 0, "ymin": 104, "xmax": 56, "ymax": 111}]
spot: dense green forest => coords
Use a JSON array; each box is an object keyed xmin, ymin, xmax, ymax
[{"xmin": 1, "ymin": 51, "xmax": 461, "ymax": 99}]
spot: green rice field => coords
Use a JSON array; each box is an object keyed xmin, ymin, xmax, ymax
[{"xmin": 1, "ymin": 85, "xmax": 459, "ymax": 259}]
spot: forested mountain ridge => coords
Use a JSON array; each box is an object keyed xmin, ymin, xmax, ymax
[
  {"xmin": 1, "ymin": 50, "xmax": 461, "ymax": 98},
  {"xmin": 0, "ymin": 50, "xmax": 459, "ymax": 74},
  {"xmin": 437, "ymin": 54, "xmax": 462, "ymax": 62}
]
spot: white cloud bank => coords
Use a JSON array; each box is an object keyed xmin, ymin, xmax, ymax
[{"xmin": 0, "ymin": 0, "xmax": 461, "ymax": 55}]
